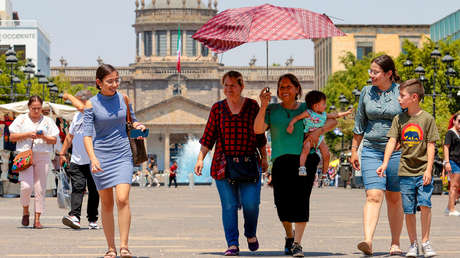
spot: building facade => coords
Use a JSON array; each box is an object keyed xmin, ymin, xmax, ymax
[
  {"xmin": 0, "ymin": 0, "xmax": 51, "ymax": 75},
  {"xmin": 51, "ymin": 0, "xmax": 315, "ymax": 174},
  {"xmin": 314, "ymin": 24, "xmax": 430, "ymax": 89},
  {"xmin": 431, "ymin": 9, "xmax": 460, "ymax": 42}
]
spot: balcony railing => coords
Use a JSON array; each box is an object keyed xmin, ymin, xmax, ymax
[{"xmin": 51, "ymin": 65, "xmax": 314, "ymax": 82}]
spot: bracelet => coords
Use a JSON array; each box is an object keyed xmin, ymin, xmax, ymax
[
  {"xmin": 351, "ymin": 145, "xmax": 359, "ymax": 150},
  {"xmin": 443, "ymin": 160, "xmax": 449, "ymax": 166}
]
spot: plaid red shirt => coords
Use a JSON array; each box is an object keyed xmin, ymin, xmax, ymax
[{"xmin": 200, "ymin": 98, "xmax": 267, "ymax": 180}]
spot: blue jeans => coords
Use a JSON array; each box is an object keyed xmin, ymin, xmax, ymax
[
  {"xmin": 361, "ymin": 147, "xmax": 401, "ymax": 192},
  {"xmin": 400, "ymin": 176, "xmax": 434, "ymax": 214},
  {"xmin": 215, "ymin": 178, "xmax": 261, "ymax": 247},
  {"xmin": 450, "ymin": 160, "xmax": 460, "ymax": 174}
]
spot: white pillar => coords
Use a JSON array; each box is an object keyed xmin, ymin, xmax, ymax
[
  {"xmin": 166, "ymin": 30, "xmax": 171, "ymax": 56},
  {"xmin": 140, "ymin": 32, "xmax": 145, "ymax": 57},
  {"xmin": 152, "ymin": 31, "xmax": 156, "ymax": 56},
  {"xmin": 164, "ymin": 131, "xmax": 170, "ymax": 172}
]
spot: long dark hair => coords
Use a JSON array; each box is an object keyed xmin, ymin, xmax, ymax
[
  {"xmin": 28, "ymin": 95, "xmax": 43, "ymax": 106},
  {"xmin": 277, "ymin": 73, "xmax": 302, "ymax": 100},
  {"xmin": 371, "ymin": 55, "xmax": 400, "ymax": 82},
  {"xmin": 96, "ymin": 64, "xmax": 118, "ymax": 90}
]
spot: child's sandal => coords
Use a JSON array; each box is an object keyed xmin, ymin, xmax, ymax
[
  {"xmin": 389, "ymin": 245, "xmax": 402, "ymax": 255},
  {"xmin": 120, "ymin": 247, "xmax": 132, "ymax": 258},
  {"xmin": 103, "ymin": 249, "xmax": 117, "ymax": 258}
]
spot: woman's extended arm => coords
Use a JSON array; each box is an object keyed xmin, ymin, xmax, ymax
[
  {"xmin": 444, "ymin": 144, "xmax": 452, "ymax": 174},
  {"xmin": 63, "ymin": 93, "xmax": 85, "ymax": 112},
  {"xmin": 194, "ymin": 145, "xmax": 210, "ymax": 176},
  {"xmin": 9, "ymin": 132, "xmax": 34, "ymax": 142},
  {"xmin": 254, "ymin": 88, "xmax": 271, "ymax": 134},
  {"xmin": 308, "ymin": 118, "xmax": 338, "ymax": 143}
]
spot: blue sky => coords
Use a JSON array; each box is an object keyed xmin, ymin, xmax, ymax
[{"xmin": 11, "ymin": 0, "xmax": 458, "ymax": 67}]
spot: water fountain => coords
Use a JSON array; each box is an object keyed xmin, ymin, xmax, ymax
[{"xmin": 176, "ymin": 138, "xmax": 212, "ymax": 185}]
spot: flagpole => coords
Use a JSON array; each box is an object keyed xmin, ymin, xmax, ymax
[{"xmin": 177, "ymin": 24, "xmax": 181, "ymax": 92}]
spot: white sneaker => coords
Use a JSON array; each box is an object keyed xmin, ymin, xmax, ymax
[
  {"xmin": 406, "ymin": 242, "xmax": 419, "ymax": 258},
  {"xmin": 298, "ymin": 166, "xmax": 307, "ymax": 176},
  {"xmin": 448, "ymin": 210, "xmax": 460, "ymax": 216},
  {"xmin": 62, "ymin": 215, "xmax": 80, "ymax": 229},
  {"xmin": 422, "ymin": 241, "xmax": 436, "ymax": 257},
  {"xmin": 88, "ymin": 221, "xmax": 99, "ymax": 230}
]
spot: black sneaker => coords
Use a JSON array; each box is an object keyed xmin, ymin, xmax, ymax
[
  {"xmin": 284, "ymin": 237, "xmax": 294, "ymax": 255},
  {"xmin": 291, "ymin": 242, "xmax": 304, "ymax": 257}
]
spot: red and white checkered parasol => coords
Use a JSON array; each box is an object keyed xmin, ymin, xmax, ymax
[{"xmin": 193, "ymin": 4, "xmax": 346, "ymax": 53}]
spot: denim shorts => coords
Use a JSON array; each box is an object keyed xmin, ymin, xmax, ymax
[
  {"xmin": 400, "ymin": 176, "xmax": 434, "ymax": 214},
  {"xmin": 449, "ymin": 160, "xmax": 460, "ymax": 174},
  {"xmin": 361, "ymin": 147, "xmax": 401, "ymax": 192}
]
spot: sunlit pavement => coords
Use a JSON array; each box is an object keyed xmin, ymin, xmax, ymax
[{"xmin": 1, "ymin": 184, "xmax": 459, "ymax": 257}]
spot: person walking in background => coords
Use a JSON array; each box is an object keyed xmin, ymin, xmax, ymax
[
  {"xmin": 443, "ymin": 111, "xmax": 460, "ymax": 216},
  {"xmin": 351, "ymin": 55, "xmax": 404, "ymax": 256},
  {"xmin": 255, "ymin": 74, "xmax": 336, "ymax": 257},
  {"xmin": 195, "ymin": 71, "xmax": 268, "ymax": 256},
  {"xmin": 169, "ymin": 161, "xmax": 178, "ymax": 188},
  {"xmin": 83, "ymin": 64, "xmax": 146, "ymax": 258},
  {"xmin": 9, "ymin": 95, "xmax": 59, "ymax": 229},
  {"xmin": 377, "ymin": 79, "xmax": 438, "ymax": 257},
  {"xmin": 60, "ymin": 90, "xmax": 100, "ymax": 230}
]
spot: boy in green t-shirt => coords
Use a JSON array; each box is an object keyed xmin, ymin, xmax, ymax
[{"xmin": 376, "ymin": 79, "xmax": 439, "ymax": 258}]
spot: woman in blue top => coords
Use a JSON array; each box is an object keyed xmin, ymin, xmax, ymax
[
  {"xmin": 351, "ymin": 55, "xmax": 404, "ymax": 256},
  {"xmin": 83, "ymin": 64, "xmax": 146, "ymax": 258}
]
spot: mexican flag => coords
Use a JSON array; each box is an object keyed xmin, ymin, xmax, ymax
[{"xmin": 176, "ymin": 25, "xmax": 181, "ymax": 73}]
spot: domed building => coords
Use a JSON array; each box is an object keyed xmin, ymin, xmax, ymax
[{"xmin": 51, "ymin": 0, "xmax": 314, "ymax": 176}]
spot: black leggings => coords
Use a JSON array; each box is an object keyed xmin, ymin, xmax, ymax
[{"xmin": 271, "ymin": 153, "xmax": 319, "ymax": 222}]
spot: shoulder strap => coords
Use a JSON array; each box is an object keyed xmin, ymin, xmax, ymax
[
  {"xmin": 123, "ymin": 95, "xmax": 132, "ymax": 124},
  {"xmin": 217, "ymin": 101, "xmax": 225, "ymax": 153}
]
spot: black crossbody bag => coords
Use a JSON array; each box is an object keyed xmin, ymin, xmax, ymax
[{"xmin": 218, "ymin": 101, "xmax": 259, "ymax": 185}]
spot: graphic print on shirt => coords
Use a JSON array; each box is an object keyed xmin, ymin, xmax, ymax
[{"xmin": 401, "ymin": 123, "xmax": 424, "ymax": 147}]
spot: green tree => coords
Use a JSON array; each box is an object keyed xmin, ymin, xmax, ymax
[
  {"xmin": 323, "ymin": 38, "xmax": 460, "ymax": 156},
  {"xmin": 0, "ymin": 52, "xmax": 96, "ymax": 104}
]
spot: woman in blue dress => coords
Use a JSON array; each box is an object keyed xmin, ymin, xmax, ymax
[{"xmin": 83, "ymin": 64, "xmax": 146, "ymax": 258}]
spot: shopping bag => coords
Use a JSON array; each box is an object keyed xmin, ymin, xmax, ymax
[{"xmin": 57, "ymin": 168, "xmax": 72, "ymax": 209}]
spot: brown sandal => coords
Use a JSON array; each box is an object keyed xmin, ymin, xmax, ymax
[
  {"xmin": 357, "ymin": 241, "xmax": 373, "ymax": 256},
  {"xmin": 103, "ymin": 249, "xmax": 117, "ymax": 258},
  {"xmin": 120, "ymin": 247, "xmax": 132, "ymax": 258},
  {"xmin": 21, "ymin": 214, "xmax": 29, "ymax": 226}
]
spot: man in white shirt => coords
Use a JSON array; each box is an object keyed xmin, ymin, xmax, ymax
[{"xmin": 59, "ymin": 90, "xmax": 99, "ymax": 229}]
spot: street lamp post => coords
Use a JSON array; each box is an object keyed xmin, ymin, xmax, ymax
[
  {"xmin": 23, "ymin": 58, "xmax": 35, "ymax": 97},
  {"xmin": 339, "ymin": 93, "xmax": 350, "ymax": 111},
  {"xmin": 441, "ymin": 52, "xmax": 458, "ymax": 97},
  {"xmin": 403, "ymin": 59, "xmax": 413, "ymax": 80},
  {"xmin": 48, "ymin": 81, "xmax": 58, "ymax": 103},
  {"xmin": 35, "ymin": 69, "xmax": 49, "ymax": 100},
  {"xmin": 5, "ymin": 47, "xmax": 20, "ymax": 102},
  {"xmin": 430, "ymin": 47, "xmax": 442, "ymax": 119}
]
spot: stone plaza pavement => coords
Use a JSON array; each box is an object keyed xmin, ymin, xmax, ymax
[{"xmin": 0, "ymin": 185, "xmax": 459, "ymax": 257}]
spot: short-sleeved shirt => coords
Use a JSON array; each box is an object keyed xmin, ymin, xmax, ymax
[
  {"xmin": 265, "ymin": 103, "xmax": 306, "ymax": 161},
  {"xmin": 69, "ymin": 112, "xmax": 94, "ymax": 165},
  {"xmin": 353, "ymin": 83, "xmax": 402, "ymax": 152},
  {"xmin": 387, "ymin": 110, "xmax": 439, "ymax": 176},
  {"xmin": 445, "ymin": 129, "xmax": 460, "ymax": 164},
  {"xmin": 199, "ymin": 98, "xmax": 267, "ymax": 180},
  {"xmin": 9, "ymin": 113, "xmax": 60, "ymax": 153},
  {"xmin": 303, "ymin": 109, "xmax": 327, "ymax": 133}
]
